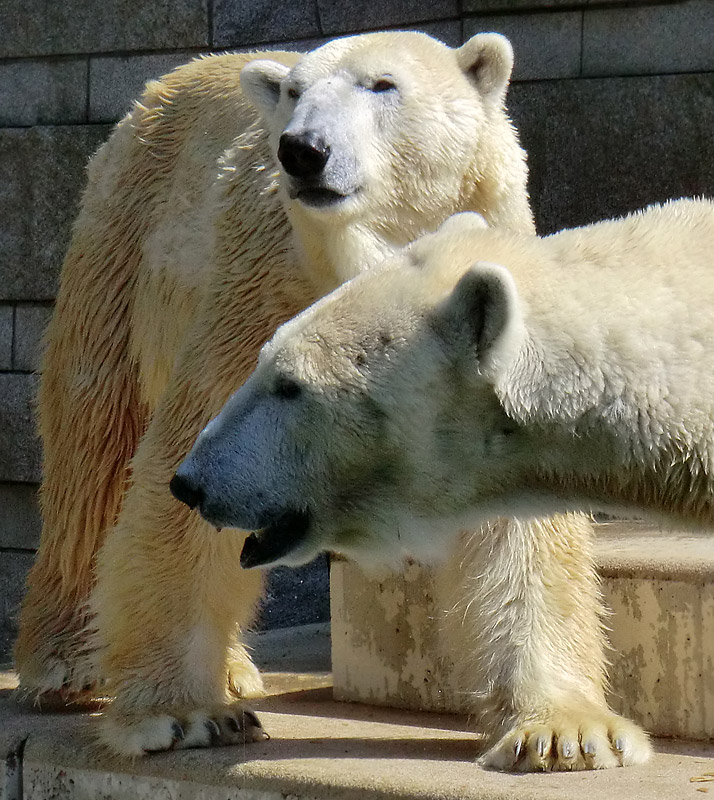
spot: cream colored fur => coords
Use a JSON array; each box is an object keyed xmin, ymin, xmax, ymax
[
  {"xmin": 213, "ymin": 200, "xmax": 714, "ymax": 536},
  {"xmin": 16, "ymin": 31, "xmax": 643, "ymax": 769},
  {"xmin": 183, "ymin": 201, "xmax": 714, "ymax": 768}
]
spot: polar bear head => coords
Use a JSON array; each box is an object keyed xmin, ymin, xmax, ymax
[
  {"xmin": 173, "ymin": 213, "xmax": 535, "ymax": 568},
  {"xmin": 240, "ymin": 31, "xmax": 532, "ymax": 270}
]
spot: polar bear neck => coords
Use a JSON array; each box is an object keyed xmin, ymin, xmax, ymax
[
  {"xmin": 289, "ymin": 212, "xmax": 404, "ymax": 293},
  {"xmin": 458, "ymin": 113, "xmax": 535, "ymax": 237},
  {"xmin": 501, "ymin": 337, "xmax": 714, "ymax": 528},
  {"xmin": 492, "ymin": 203, "xmax": 714, "ymax": 527}
]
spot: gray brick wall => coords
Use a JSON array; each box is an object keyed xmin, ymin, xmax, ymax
[{"xmin": 0, "ymin": 0, "xmax": 712, "ymax": 660}]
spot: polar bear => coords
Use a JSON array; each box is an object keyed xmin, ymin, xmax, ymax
[
  {"xmin": 16, "ymin": 30, "xmax": 640, "ymax": 766},
  {"xmin": 176, "ymin": 200, "xmax": 714, "ymax": 768}
]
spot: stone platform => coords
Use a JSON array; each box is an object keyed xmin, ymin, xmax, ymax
[{"xmin": 2, "ymin": 623, "xmax": 714, "ymax": 800}]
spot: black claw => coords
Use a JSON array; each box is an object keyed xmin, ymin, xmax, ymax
[
  {"xmin": 243, "ymin": 710, "xmax": 263, "ymax": 730},
  {"xmin": 226, "ymin": 716, "xmax": 240, "ymax": 734},
  {"xmin": 205, "ymin": 719, "xmax": 221, "ymax": 744},
  {"xmin": 172, "ymin": 721, "xmax": 185, "ymax": 742}
]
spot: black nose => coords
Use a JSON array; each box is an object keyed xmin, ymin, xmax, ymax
[
  {"xmin": 170, "ymin": 471, "xmax": 204, "ymax": 510},
  {"xmin": 278, "ymin": 132, "xmax": 331, "ymax": 178}
]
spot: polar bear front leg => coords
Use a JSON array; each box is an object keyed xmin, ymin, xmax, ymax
[
  {"xmin": 438, "ymin": 514, "xmax": 652, "ymax": 772},
  {"xmin": 91, "ymin": 413, "xmax": 267, "ymax": 757}
]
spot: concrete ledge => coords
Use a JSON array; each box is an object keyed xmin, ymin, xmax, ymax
[{"xmin": 3, "ymin": 625, "xmax": 714, "ymax": 800}]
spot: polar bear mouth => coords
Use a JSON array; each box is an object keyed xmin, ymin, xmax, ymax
[
  {"xmin": 240, "ymin": 509, "xmax": 312, "ymax": 568},
  {"xmin": 294, "ymin": 187, "xmax": 354, "ymax": 207}
]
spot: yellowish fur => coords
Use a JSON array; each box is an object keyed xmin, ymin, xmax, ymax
[
  {"xmin": 16, "ymin": 32, "xmax": 646, "ymax": 769},
  {"xmin": 15, "ymin": 51, "xmax": 300, "ymax": 700}
]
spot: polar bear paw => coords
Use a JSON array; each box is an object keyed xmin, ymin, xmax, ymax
[
  {"xmin": 16, "ymin": 651, "xmax": 102, "ymax": 710},
  {"xmin": 99, "ymin": 703, "xmax": 268, "ymax": 757},
  {"xmin": 481, "ymin": 711, "xmax": 652, "ymax": 772}
]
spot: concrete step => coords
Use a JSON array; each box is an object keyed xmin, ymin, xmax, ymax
[
  {"xmin": 331, "ymin": 522, "xmax": 714, "ymax": 739},
  {"xmin": 3, "ymin": 624, "xmax": 714, "ymax": 800}
]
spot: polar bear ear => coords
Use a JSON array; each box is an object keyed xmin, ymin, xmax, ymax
[
  {"xmin": 434, "ymin": 261, "xmax": 523, "ymax": 379},
  {"xmin": 241, "ymin": 59, "xmax": 291, "ymax": 117},
  {"xmin": 456, "ymin": 33, "xmax": 514, "ymax": 103}
]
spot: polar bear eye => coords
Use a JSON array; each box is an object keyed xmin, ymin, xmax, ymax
[
  {"xmin": 370, "ymin": 78, "xmax": 396, "ymax": 93},
  {"xmin": 286, "ymin": 87, "xmax": 300, "ymax": 100},
  {"xmin": 274, "ymin": 375, "xmax": 302, "ymax": 400}
]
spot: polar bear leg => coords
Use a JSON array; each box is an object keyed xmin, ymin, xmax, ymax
[
  {"xmin": 14, "ymin": 156, "xmax": 147, "ymax": 702},
  {"xmin": 439, "ymin": 514, "xmax": 652, "ymax": 772},
  {"xmin": 87, "ymin": 297, "xmax": 281, "ymax": 755},
  {"xmin": 14, "ymin": 367, "xmax": 140, "ymax": 702},
  {"xmin": 91, "ymin": 429, "xmax": 266, "ymax": 756}
]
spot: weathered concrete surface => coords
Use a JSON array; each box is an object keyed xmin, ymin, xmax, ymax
[
  {"xmin": 0, "ymin": 0, "xmax": 209, "ymax": 58},
  {"xmin": 0, "ymin": 551, "xmax": 34, "ymax": 664},
  {"xmin": 583, "ymin": 0, "xmax": 714, "ymax": 77},
  {"xmin": 0, "ymin": 485, "xmax": 41, "ymax": 551},
  {"xmin": 0, "ymin": 59, "xmax": 87, "ymax": 127},
  {"xmin": 464, "ymin": 0, "xmax": 590, "ymax": 10},
  {"xmin": 509, "ymin": 72, "xmax": 714, "ymax": 235},
  {"xmin": 0, "ymin": 306, "xmax": 12, "ymax": 371},
  {"xmin": 316, "ymin": 0, "xmax": 456, "ymax": 35},
  {"xmin": 13, "ymin": 305, "xmax": 52, "ymax": 373},
  {"xmin": 0, "ymin": 126, "xmax": 111, "ymax": 301},
  {"xmin": 213, "ymin": 0, "xmax": 321, "ymax": 47},
  {"xmin": 0, "ymin": 375, "xmax": 41, "ymax": 484},
  {"xmin": 2, "ymin": 624, "xmax": 714, "ymax": 800},
  {"xmin": 332, "ymin": 558, "xmax": 459, "ymax": 714},
  {"xmin": 257, "ymin": 555, "xmax": 330, "ymax": 632},
  {"xmin": 332, "ymin": 524, "xmax": 714, "ymax": 739},
  {"xmin": 464, "ymin": 11, "xmax": 582, "ymax": 81}
]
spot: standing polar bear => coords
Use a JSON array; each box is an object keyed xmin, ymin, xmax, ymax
[
  {"xmin": 177, "ymin": 200, "xmax": 714, "ymax": 763},
  {"xmin": 16, "ymin": 30, "xmax": 644, "ymax": 768}
]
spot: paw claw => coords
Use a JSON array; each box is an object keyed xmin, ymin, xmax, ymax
[
  {"xmin": 243, "ymin": 709, "xmax": 262, "ymax": 730},
  {"xmin": 205, "ymin": 719, "xmax": 221, "ymax": 744},
  {"xmin": 536, "ymin": 734, "xmax": 550, "ymax": 759},
  {"xmin": 513, "ymin": 736, "xmax": 523, "ymax": 760},
  {"xmin": 171, "ymin": 722, "xmax": 184, "ymax": 743}
]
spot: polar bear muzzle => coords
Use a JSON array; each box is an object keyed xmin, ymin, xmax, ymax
[
  {"xmin": 240, "ymin": 509, "xmax": 312, "ymax": 569},
  {"xmin": 170, "ymin": 463, "xmax": 313, "ymax": 568}
]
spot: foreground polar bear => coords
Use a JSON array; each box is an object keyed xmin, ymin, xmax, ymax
[
  {"xmin": 177, "ymin": 199, "xmax": 714, "ymax": 766},
  {"xmin": 16, "ymin": 30, "xmax": 643, "ymax": 767}
]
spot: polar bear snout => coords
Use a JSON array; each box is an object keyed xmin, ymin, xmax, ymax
[
  {"xmin": 170, "ymin": 457, "xmax": 316, "ymax": 568},
  {"xmin": 169, "ymin": 470, "xmax": 204, "ymax": 511},
  {"xmin": 278, "ymin": 132, "xmax": 331, "ymax": 179},
  {"xmin": 170, "ymin": 458, "xmax": 243, "ymax": 531}
]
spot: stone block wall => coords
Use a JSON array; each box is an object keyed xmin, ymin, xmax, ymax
[{"xmin": 1, "ymin": 0, "xmax": 713, "ymax": 661}]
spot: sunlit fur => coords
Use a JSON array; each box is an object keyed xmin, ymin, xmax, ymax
[{"xmin": 12, "ymin": 31, "xmax": 570, "ymax": 761}]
